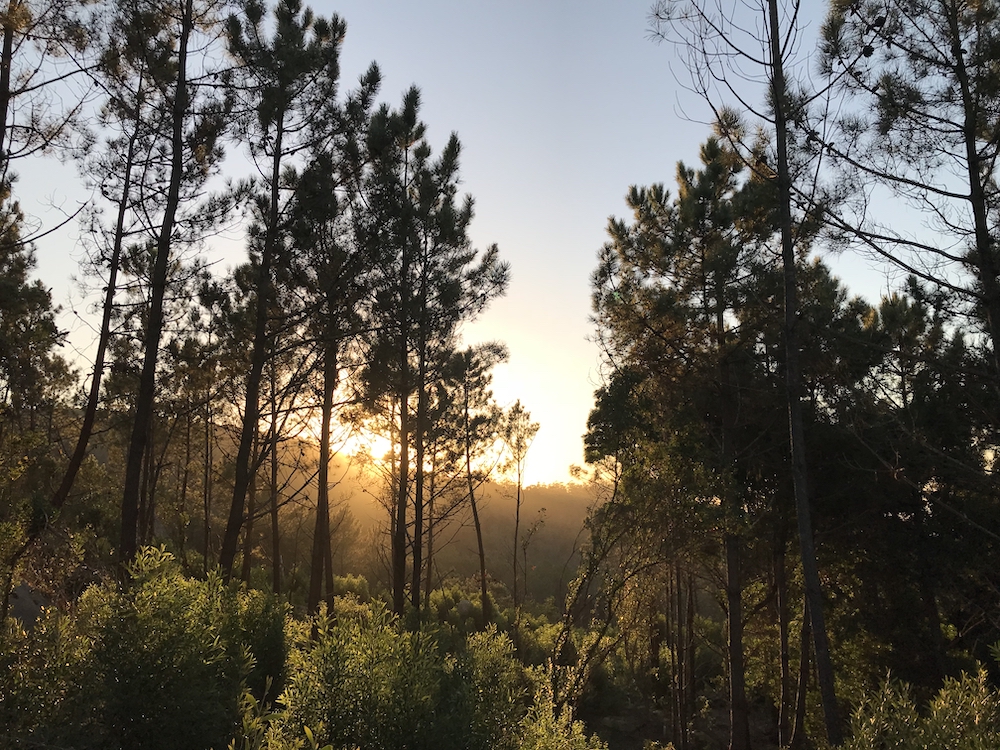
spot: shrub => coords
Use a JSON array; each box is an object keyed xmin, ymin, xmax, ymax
[
  {"xmin": 0, "ymin": 547, "xmax": 286, "ymax": 750},
  {"xmin": 847, "ymin": 668, "xmax": 1000, "ymax": 750},
  {"xmin": 277, "ymin": 600, "xmax": 526, "ymax": 750}
]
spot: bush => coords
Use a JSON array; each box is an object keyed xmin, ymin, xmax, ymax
[
  {"xmin": 276, "ymin": 600, "xmax": 525, "ymax": 750},
  {"xmin": 0, "ymin": 547, "xmax": 286, "ymax": 750},
  {"xmin": 847, "ymin": 668, "xmax": 1000, "ymax": 750}
]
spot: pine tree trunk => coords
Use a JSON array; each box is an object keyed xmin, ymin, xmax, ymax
[
  {"xmin": 51, "ymin": 101, "xmax": 141, "ymax": 516},
  {"xmin": 309, "ymin": 348, "xmax": 336, "ymax": 617},
  {"xmin": 775, "ymin": 530, "xmax": 792, "ymax": 747},
  {"xmin": 393, "ymin": 225, "xmax": 412, "ymax": 616},
  {"xmin": 945, "ymin": 1, "xmax": 1000, "ymax": 382},
  {"xmin": 119, "ymin": 0, "xmax": 194, "ymax": 570},
  {"xmin": 241, "ymin": 434, "xmax": 258, "ymax": 583},
  {"xmin": 766, "ymin": 0, "xmax": 842, "ymax": 742},
  {"xmin": 179, "ymin": 411, "xmax": 192, "ymax": 566},
  {"xmin": 424, "ymin": 463, "xmax": 435, "ymax": 603},
  {"xmin": 685, "ymin": 570, "xmax": 696, "ymax": 750},
  {"xmin": 270, "ymin": 365, "xmax": 281, "ymax": 595},
  {"xmin": 220, "ymin": 113, "xmax": 285, "ymax": 579},
  {"xmin": 790, "ymin": 600, "xmax": 811, "ymax": 750},
  {"xmin": 726, "ymin": 534, "xmax": 751, "ymax": 750},
  {"xmin": 0, "ymin": 0, "xmax": 18, "ymax": 161},
  {"xmin": 203, "ymin": 383, "xmax": 213, "ymax": 575}
]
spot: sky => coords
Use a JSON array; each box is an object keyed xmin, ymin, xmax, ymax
[{"xmin": 27, "ymin": 0, "xmax": 896, "ymax": 486}]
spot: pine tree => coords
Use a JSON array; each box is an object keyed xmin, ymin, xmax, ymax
[
  {"xmin": 116, "ymin": 0, "xmax": 230, "ymax": 569},
  {"xmin": 358, "ymin": 89, "xmax": 508, "ymax": 614},
  {"xmin": 218, "ymin": 0, "xmax": 355, "ymax": 579}
]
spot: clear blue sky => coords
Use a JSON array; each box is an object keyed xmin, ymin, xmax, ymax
[{"xmin": 29, "ymin": 0, "xmax": 894, "ymax": 485}]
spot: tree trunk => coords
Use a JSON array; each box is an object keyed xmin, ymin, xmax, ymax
[
  {"xmin": 119, "ymin": 0, "xmax": 194, "ymax": 571},
  {"xmin": 269, "ymin": 364, "xmax": 281, "ymax": 595},
  {"xmin": 944, "ymin": 0, "xmax": 1000, "ymax": 382},
  {"xmin": 219, "ymin": 112, "xmax": 285, "ymax": 579},
  {"xmin": 241, "ymin": 432, "xmax": 258, "ymax": 583},
  {"xmin": 767, "ymin": 0, "xmax": 842, "ymax": 742},
  {"xmin": 309, "ymin": 345, "xmax": 336, "ymax": 617},
  {"xmin": 513, "ymin": 467, "xmax": 522, "ymax": 644},
  {"xmin": 410, "ymin": 245, "xmax": 430, "ymax": 612},
  {"xmin": 726, "ymin": 534, "xmax": 751, "ymax": 750},
  {"xmin": 789, "ymin": 599, "xmax": 812, "ymax": 750},
  {"xmin": 465, "ymin": 389, "xmax": 491, "ymax": 623},
  {"xmin": 179, "ymin": 410, "xmax": 192, "ymax": 567},
  {"xmin": 685, "ymin": 570, "xmax": 696, "ymax": 750},
  {"xmin": 424, "ymin": 459, "xmax": 435, "ymax": 603},
  {"xmin": 51, "ymin": 92, "xmax": 142, "ymax": 514},
  {"xmin": 203, "ymin": 378, "xmax": 213, "ymax": 575},
  {"xmin": 0, "ymin": 0, "xmax": 20, "ymax": 162},
  {"xmin": 775, "ymin": 530, "xmax": 792, "ymax": 747}
]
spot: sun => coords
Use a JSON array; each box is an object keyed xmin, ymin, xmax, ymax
[{"xmin": 295, "ymin": 412, "xmax": 396, "ymax": 467}]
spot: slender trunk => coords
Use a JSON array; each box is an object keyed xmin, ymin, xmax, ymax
[
  {"xmin": 767, "ymin": 0, "xmax": 842, "ymax": 742},
  {"xmin": 309, "ymin": 345, "xmax": 336, "ymax": 617},
  {"xmin": 685, "ymin": 571, "xmax": 696, "ymax": 750},
  {"xmin": 789, "ymin": 600, "xmax": 812, "ymax": 750},
  {"xmin": 393, "ymin": 216, "xmax": 412, "ymax": 615},
  {"xmin": 270, "ymin": 365, "xmax": 281, "ymax": 595},
  {"xmin": 726, "ymin": 534, "xmax": 751, "ymax": 750},
  {"xmin": 424, "ymin": 459, "xmax": 435, "ymax": 603},
  {"xmin": 717, "ymin": 274, "xmax": 749, "ymax": 750},
  {"xmin": 139, "ymin": 419, "xmax": 154, "ymax": 545},
  {"xmin": 52, "ymin": 87, "xmax": 143, "ymax": 514},
  {"xmin": 775, "ymin": 530, "xmax": 792, "ymax": 747},
  {"xmin": 203, "ymin": 379, "xmax": 213, "ymax": 575},
  {"xmin": 411, "ymin": 347, "xmax": 426, "ymax": 611},
  {"xmin": 241, "ymin": 432, "xmax": 258, "ymax": 583},
  {"xmin": 946, "ymin": 0, "xmax": 1000, "ymax": 381},
  {"xmin": 179, "ymin": 410, "xmax": 192, "ymax": 565},
  {"xmin": 677, "ymin": 563, "xmax": 694, "ymax": 750},
  {"xmin": 324, "ymin": 505, "xmax": 335, "ymax": 614},
  {"xmin": 666, "ymin": 573, "xmax": 679, "ymax": 748},
  {"xmin": 0, "ymin": 0, "xmax": 18, "ymax": 170},
  {"xmin": 220, "ymin": 113, "xmax": 285, "ymax": 578},
  {"xmin": 466, "ymin": 441, "xmax": 490, "ymax": 621},
  {"xmin": 119, "ymin": 0, "xmax": 194, "ymax": 570},
  {"xmin": 410, "ymin": 240, "xmax": 430, "ymax": 612},
  {"xmin": 393, "ymin": 399, "xmax": 411, "ymax": 618},
  {"xmin": 513, "ymin": 468, "xmax": 522, "ymax": 642},
  {"xmin": 916, "ymin": 495, "xmax": 945, "ymax": 681}
]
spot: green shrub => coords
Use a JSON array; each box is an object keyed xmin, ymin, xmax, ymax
[
  {"xmin": 276, "ymin": 600, "xmax": 526, "ymax": 750},
  {"xmin": 520, "ymin": 680, "xmax": 608, "ymax": 750},
  {"xmin": 847, "ymin": 668, "xmax": 1000, "ymax": 750},
  {"xmin": 0, "ymin": 547, "xmax": 286, "ymax": 750}
]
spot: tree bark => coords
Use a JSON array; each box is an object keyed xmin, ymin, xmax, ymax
[
  {"xmin": 309, "ymin": 344, "xmax": 336, "ymax": 617},
  {"xmin": 219, "ymin": 112, "xmax": 285, "ymax": 578},
  {"xmin": 789, "ymin": 599, "xmax": 811, "ymax": 750},
  {"xmin": 269, "ymin": 364, "xmax": 281, "ymax": 595},
  {"xmin": 465, "ymin": 384, "xmax": 491, "ymax": 623},
  {"xmin": 119, "ymin": 0, "xmax": 194, "ymax": 570},
  {"xmin": 775, "ymin": 529, "xmax": 792, "ymax": 747},
  {"xmin": 767, "ymin": 0, "xmax": 842, "ymax": 742},
  {"xmin": 241, "ymin": 432, "xmax": 258, "ymax": 583}
]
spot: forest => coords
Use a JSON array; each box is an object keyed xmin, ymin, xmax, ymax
[{"xmin": 4, "ymin": 0, "xmax": 1000, "ymax": 748}]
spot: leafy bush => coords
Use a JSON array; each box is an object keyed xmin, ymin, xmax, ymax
[
  {"xmin": 847, "ymin": 668, "xmax": 1000, "ymax": 750},
  {"xmin": 520, "ymin": 680, "xmax": 608, "ymax": 750},
  {"xmin": 276, "ymin": 599, "xmax": 525, "ymax": 750},
  {"xmin": 0, "ymin": 547, "xmax": 286, "ymax": 750}
]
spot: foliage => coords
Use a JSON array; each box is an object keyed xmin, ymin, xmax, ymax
[
  {"xmin": 521, "ymin": 679, "xmax": 609, "ymax": 750},
  {"xmin": 276, "ymin": 599, "xmax": 526, "ymax": 750},
  {"xmin": 0, "ymin": 547, "xmax": 286, "ymax": 750},
  {"xmin": 846, "ymin": 669, "xmax": 1000, "ymax": 750}
]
